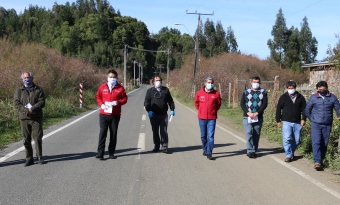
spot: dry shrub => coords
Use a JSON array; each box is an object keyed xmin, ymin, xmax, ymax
[
  {"xmin": 171, "ymin": 52, "xmax": 308, "ymax": 101},
  {"xmin": 0, "ymin": 38, "xmax": 123, "ymax": 101}
]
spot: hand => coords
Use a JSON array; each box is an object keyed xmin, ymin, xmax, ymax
[
  {"xmin": 101, "ymin": 104, "xmax": 106, "ymax": 110},
  {"xmin": 247, "ymin": 112, "xmax": 255, "ymax": 119},
  {"xmin": 170, "ymin": 110, "xmax": 175, "ymax": 116},
  {"xmin": 301, "ymin": 120, "xmax": 306, "ymax": 127},
  {"xmin": 277, "ymin": 122, "xmax": 281, "ymax": 128},
  {"xmin": 148, "ymin": 111, "xmax": 154, "ymax": 118},
  {"xmin": 112, "ymin": 101, "xmax": 118, "ymax": 106}
]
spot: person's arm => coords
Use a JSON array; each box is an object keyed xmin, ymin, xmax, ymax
[
  {"xmin": 304, "ymin": 96, "xmax": 313, "ymax": 120},
  {"xmin": 14, "ymin": 88, "xmax": 28, "ymax": 116},
  {"xmin": 256, "ymin": 90, "xmax": 268, "ymax": 116},
  {"xmin": 144, "ymin": 89, "xmax": 151, "ymax": 112},
  {"xmin": 95, "ymin": 86, "xmax": 103, "ymax": 107},
  {"xmin": 301, "ymin": 95, "xmax": 307, "ymax": 121},
  {"xmin": 117, "ymin": 88, "xmax": 128, "ymax": 105},
  {"xmin": 216, "ymin": 92, "xmax": 222, "ymax": 111},
  {"xmin": 333, "ymin": 95, "xmax": 340, "ymax": 119},
  {"xmin": 31, "ymin": 88, "xmax": 45, "ymax": 113},
  {"xmin": 275, "ymin": 95, "xmax": 283, "ymax": 123},
  {"xmin": 194, "ymin": 91, "xmax": 200, "ymax": 110},
  {"xmin": 240, "ymin": 91, "xmax": 248, "ymax": 114},
  {"xmin": 167, "ymin": 88, "xmax": 175, "ymax": 111}
]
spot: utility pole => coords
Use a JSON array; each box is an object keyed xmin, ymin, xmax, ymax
[
  {"xmin": 186, "ymin": 10, "xmax": 214, "ymax": 95},
  {"xmin": 133, "ymin": 60, "xmax": 136, "ymax": 86},
  {"xmin": 167, "ymin": 48, "xmax": 170, "ymax": 87},
  {"xmin": 123, "ymin": 44, "xmax": 127, "ymax": 87}
]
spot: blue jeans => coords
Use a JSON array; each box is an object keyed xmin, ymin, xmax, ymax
[
  {"xmin": 243, "ymin": 117, "xmax": 263, "ymax": 153},
  {"xmin": 199, "ymin": 119, "xmax": 216, "ymax": 155},
  {"xmin": 282, "ymin": 121, "xmax": 302, "ymax": 158},
  {"xmin": 311, "ymin": 122, "xmax": 332, "ymax": 164}
]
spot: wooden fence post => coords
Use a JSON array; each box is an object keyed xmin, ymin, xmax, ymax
[
  {"xmin": 233, "ymin": 75, "xmax": 238, "ymax": 108},
  {"xmin": 270, "ymin": 75, "xmax": 280, "ymax": 110}
]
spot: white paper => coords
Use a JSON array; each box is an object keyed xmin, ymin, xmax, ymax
[
  {"xmin": 169, "ymin": 115, "xmax": 173, "ymax": 122},
  {"xmin": 104, "ymin": 101, "xmax": 113, "ymax": 113},
  {"xmin": 248, "ymin": 116, "xmax": 258, "ymax": 123},
  {"xmin": 25, "ymin": 103, "xmax": 32, "ymax": 109}
]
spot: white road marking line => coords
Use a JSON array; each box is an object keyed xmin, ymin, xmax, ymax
[
  {"xmin": 176, "ymin": 99, "xmax": 340, "ymax": 199},
  {"xmin": 142, "ymin": 114, "xmax": 146, "ymax": 121},
  {"xmin": 0, "ymin": 109, "xmax": 98, "ymax": 163},
  {"xmin": 137, "ymin": 133, "xmax": 145, "ymax": 159},
  {"xmin": 270, "ymin": 156, "xmax": 340, "ymax": 200}
]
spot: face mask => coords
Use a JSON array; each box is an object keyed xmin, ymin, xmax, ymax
[
  {"xmin": 252, "ymin": 83, "xmax": 260, "ymax": 89},
  {"xmin": 155, "ymin": 81, "xmax": 161, "ymax": 88},
  {"xmin": 206, "ymin": 83, "xmax": 214, "ymax": 90},
  {"xmin": 107, "ymin": 78, "xmax": 117, "ymax": 86},
  {"xmin": 23, "ymin": 77, "xmax": 33, "ymax": 86},
  {"xmin": 287, "ymin": 89, "xmax": 296, "ymax": 95},
  {"xmin": 318, "ymin": 90, "xmax": 328, "ymax": 96}
]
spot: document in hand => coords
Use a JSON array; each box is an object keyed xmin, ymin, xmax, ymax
[
  {"xmin": 248, "ymin": 116, "xmax": 258, "ymax": 123},
  {"xmin": 25, "ymin": 103, "xmax": 32, "ymax": 109},
  {"xmin": 104, "ymin": 101, "xmax": 113, "ymax": 113}
]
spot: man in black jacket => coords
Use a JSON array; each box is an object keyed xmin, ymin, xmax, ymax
[
  {"xmin": 14, "ymin": 71, "xmax": 45, "ymax": 166},
  {"xmin": 276, "ymin": 81, "xmax": 306, "ymax": 162},
  {"xmin": 144, "ymin": 75, "xmax": 175, "ymax": 153}
]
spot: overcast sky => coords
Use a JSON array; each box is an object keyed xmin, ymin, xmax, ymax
[{"xmin": 2, "ymin": 0, "xmax": 339, "ymax": 61}]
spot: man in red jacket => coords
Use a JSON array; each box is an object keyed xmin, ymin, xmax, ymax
[
  {"xmin": 194, "ymin": 77, "xmax": 222, "ymax": 160},
  {"xmin": 95, "ymin": 70, "xmax": 128, "ymax": 160}
]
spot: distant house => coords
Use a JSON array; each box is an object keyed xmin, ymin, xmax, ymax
[{"xmin": 301, "ymin": 61, "xmax": 339, "ymax": 87}]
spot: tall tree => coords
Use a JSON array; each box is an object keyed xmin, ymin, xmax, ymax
[
  {"xmin": 267, "ymin": 8, "xmax": 288, "ymax": 69},
  {"xmin": 299, "ymin": 16, "xmax": 318, "ymax": 63},
  {"xmin": 284, "ymin": 26, "xmax": 301, "ymax": 71},
  {"xmin": 203, "ymin": 19, "xmax": 215, "ymax": 57},
  {"xmin": 226, "ymin": 26, "xmax": 238, "ymax": 53},
  {"xmin": 214, "ymin": 21, "xmax": 226, "ymax": 54}
]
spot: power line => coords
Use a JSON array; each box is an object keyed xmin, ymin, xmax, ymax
[{"xmin": 126, "ymin": 44, "xmax": 167, "ymax": 53}]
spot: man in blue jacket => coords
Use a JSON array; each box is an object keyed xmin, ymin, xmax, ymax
[{"xmin": 305, "ymin": 81, "xmax": 340, "ymax": 171}]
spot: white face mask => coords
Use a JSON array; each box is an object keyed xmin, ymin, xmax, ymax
[
  {"xmin": 287, "ymin": 89, "xmax": 296, "ymax": 95},
  {"xmin": 108, "ymin": 77, "xmax": 117, "ymax": 86},
  {"xmin": 252, "ymin": 83, "xmax": 260, "ymax": 89},
  {"xmin": 155, "ymin": 81, "xmax": 161, "ymax": 88}
]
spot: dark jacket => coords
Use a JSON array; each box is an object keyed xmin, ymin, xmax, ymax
[
  {"xmin": 144, "ymin": 86, "xmax": 175, "ymax": 115},
  {"xmin": 14, "ymin": 83, "xmax": 45, "ymax": 120},
  {"xmin": 194, "ymin": 86, "xmax": 222, "ymax": 120},
  {"xmin": 240, "ymin": 87, "xmax": 268, "ymax": 118},
  {"xmin": 305, "ymin": 92, "xmax": 340, "ymax": 125},
  {"xmin": 276, "ymin": 91, "xmax": 306, "ymax": 123}
]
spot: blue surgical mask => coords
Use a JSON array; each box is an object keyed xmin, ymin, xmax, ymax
[
  {"xmin": 23, "ymin": 77, "xmax": 33, "ymax": 86},
  {"xmin": 108, "ymin": 77, "xmax": 117, "ymax": 86},
  {"xmin": 206, "ymin": 83, "xmax": 214, "ymax": 90}
]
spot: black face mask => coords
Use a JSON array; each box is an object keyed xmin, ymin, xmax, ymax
[{"xmin": 317, "ymin": 90, "xmax": 328, "ymax": 96}]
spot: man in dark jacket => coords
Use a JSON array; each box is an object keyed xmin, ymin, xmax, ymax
[
  {"xmin": 95, "ymin": 70, "xmax": 128, "ymax": 160},
  {"xmin": 194, "ymin": 77, "xmax": 221, "ymax": 160},
  {"xmin": 14, "ymin": 71, "xmax": 45, "ymax": 166},
  {"xmin": 305, "ymin": 81, "xmax": 340, "ymax": 170},
  {"xmin": 144, "ymin": 75, "xmax": 175, "ymax": 153},
  {"xmin": 276, "ymin": 81, "xmax": 306, "ymax": 162},
  {"xmin": 240, "ymin": 76, "xmax": 268, "ymax": 158}
]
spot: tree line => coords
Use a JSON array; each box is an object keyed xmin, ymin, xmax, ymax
[
  {"xmin": 267, "ymin": 8, "xmax": 318, "ymax": 71},
  {"xmin": 0, "ymin": 0, "xmax": 238, "ymax": 80}
]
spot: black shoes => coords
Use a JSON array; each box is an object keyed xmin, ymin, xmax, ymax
[
  {"xmin": 37, "ymin": 157, "xmax": 45, "ymax": 165},
  {"xmin": 95, "ymin": 155, "xmax": 104, "ymax": 160},
  {"xmin": 24, "ymin": 159, "xmax": 34, "ymax": 167},
  {"xmin": 203, "ymin": 151, "xmax": 207, "ymax": 156},
  {"xmin": 246, "ymin": 152, "xmax": 257, "ymax": 158},
  {"xmin": 109, "ymin": 154, "xmax": 117, "ymax": 159},
  {"xmin": 152, "ymin": 148, "xmax": 160, "ymax": 152},
  {"xmin": 206, "ymin": 154, "xmax": 214, "ymax": 160}
]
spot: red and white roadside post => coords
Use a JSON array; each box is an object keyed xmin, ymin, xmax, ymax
[{"xmin": 79, "ymin": 82, "xmax": 83, "ymax": 108}]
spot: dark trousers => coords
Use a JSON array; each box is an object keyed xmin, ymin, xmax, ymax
[
  {"xmin": 98, "ymin": 114, "xmax": 120, "ymax": 156},
  {"xmin": 150, "ymin": 114, "xmax": 168, "ymax": 148},
  {"xmin": 20, "ymin": 119, "xmax": 43, "ymax": 161},
  {"xmin": 311, "ymin": 122, "xmax": 332, "ymax": 164}
]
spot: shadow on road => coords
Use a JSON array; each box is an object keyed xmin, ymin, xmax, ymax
[{"xmin": 213, "ymin": 147, "xmax": 284, "ymax": 159}]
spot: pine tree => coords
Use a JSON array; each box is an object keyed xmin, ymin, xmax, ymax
[
  {"xmin": 299, "ymin": 16, "xmax": 318, "ymax": 63},
  {"xmin": 267, "ymin": 8, "xmax": 288, "ymax": 69},
  {"xmin": 226, "ymin": 26, "xmax": 238, "ymax": 53},
  {"xmin": 284, "ymin": 26, "xmax": 301, "ymax": 71},
  {"xmin": 214, "ymin": 21, "xmax": 226, "ymax": 54}
]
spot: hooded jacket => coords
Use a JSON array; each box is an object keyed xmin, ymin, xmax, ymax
[
  {"xmin": 194, "ymin": 86, "xmax": 222, "ymax": 120},
  {"xmin": 14, "ymin": 83, "xmax": 45, "ymax": 120},
  {"xmin": 96, "ymin": 82, "xmax": 127, "ymax": 116}
]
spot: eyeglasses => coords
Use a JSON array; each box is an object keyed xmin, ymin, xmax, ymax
[{"xmin": 154, "ymin": 91, "xmax": 162, "ymax": 99}]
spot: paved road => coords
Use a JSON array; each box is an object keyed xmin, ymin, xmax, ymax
[{"xmin": 1, "ymin": 85, "xmax": 340, "ymax": 205}]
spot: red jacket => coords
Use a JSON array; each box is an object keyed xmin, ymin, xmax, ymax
[
  {"xmin": 195, "ymin": 87, "xmax": 221, "ymax": 120},
  {"xmin": 96, "ymin": 82, "xmax": 128, "ymax": 116}
]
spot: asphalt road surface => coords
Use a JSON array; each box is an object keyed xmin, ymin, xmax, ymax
[{"xmin": 1, "ymin": 85, "xmax": 340, "ymax": 205}]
